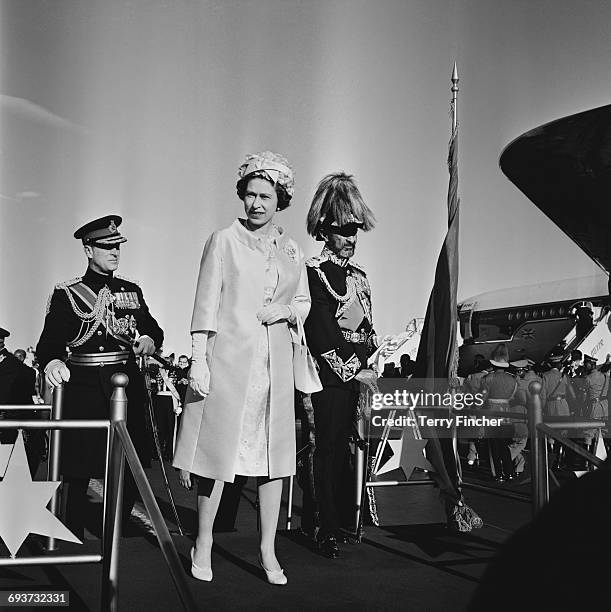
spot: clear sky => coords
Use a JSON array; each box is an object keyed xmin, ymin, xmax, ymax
[{"xmin": 1, "ymin": 0, "xmax": 609, "ymax": 355}]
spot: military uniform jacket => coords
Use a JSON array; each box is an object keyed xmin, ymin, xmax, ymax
[
  {"xmin": 36, "ymin": 267, "xmax": 164, "ymax": 477},
  {"xmin": 304, "ymin": 248, "xmax": 375, "ymax": 389},
  {"xmin": 37, "ymin": 268, "xmax": 163, "ymax": 369},
  {"xmin": 0, "ymin": 348, "xmax": 35, "ymax": 405}
]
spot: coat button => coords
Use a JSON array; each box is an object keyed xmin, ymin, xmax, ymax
[
  {"xmin": 97, "ymin": 330, "xmax": 102, "ymax": 336},
  {"xmin": 98, "ymin": 346, "xmax": 104, "ymax": 352}
]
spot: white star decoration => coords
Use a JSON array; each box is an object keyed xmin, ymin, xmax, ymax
[
  {"xmin": 375, "ymin": 430, "xmax": 435, "ymax": 478},
  {"xmin": 0, "ymin": 444, "xmax": 12, "ymax": 476},
  {"xmin": 0, "ymin": 432, "xmax": 81, "ymax": 556}
]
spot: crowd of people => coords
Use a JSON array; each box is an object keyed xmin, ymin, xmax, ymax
[{"xmin": 459, "ymin": 343, "xmax": 609, "ymax": 482}]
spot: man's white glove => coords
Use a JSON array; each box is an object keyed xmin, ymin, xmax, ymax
[
  {"xmin": 45, "ymin": 359, "xmax": 71, "ymax": 387},
  {"xmin": 133, "ymin": 335, "xmax": 156, "ymax": 356},
  {"xmin": 355, "ymin": 368, "xmax": 379, "ymax": 393}
]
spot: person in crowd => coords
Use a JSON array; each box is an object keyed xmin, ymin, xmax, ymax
[
  {"xmin": 541, "ymin": 351, "xmax": 575, "ymax": 469},
  {"xmin": 566, "ymin": 349, "xmax": 586, "ymax": 415},
  {"xmin": 508, "ymin": 358, "xmax": 541, "ymax": 476},
  {"xmin": 563, "ymin": 351, "xmax": 589, "ymax": 469},
  {"xmin": 481, "ymin": 344, "xmax": 517, "ymax": 482},
  {"xmin": 399, "ymin": 353, "xmax": 415, "ymax": 378},
  {"xmin": 382, "ymin": 362, "xmax": 399, "ymax": 377},
  {"xmin": 581, "ymin": 354, "xmax": 608, "ymax": 452},
  {"xmin": 0, "ymin": 327, "xmax": 44, "ymax": 474},
  {"xmin": 36, "ymin": 215, "xmax": 163, "ymax": 539},
  {"xmin": 462, "ymin": 354, "xmax": 490, "ymax": 467},
  {"xmin": 175, "ymin": 354, "xmax": 190, "ymax": 406},
  {"xmin": 302, "ymin": 172, "xmax": 378, "ymax": 558},
  {"xmin": 574, "ymin": 301, "xmax": 595, "ymax": 341},
  {"xmin": 151, "ymin": 353, "xmax": 180, "ymax": 462},
  {"xmin": 174, "ymin": 151, "xmax": 310, "ymax": 585},
  {"xmin": 13, "ymin": 348, "xmax": 26, "ymax": 362},
  {"xmin": 563, "ymin": 349, "xmax": 583, "ymax": 378}
]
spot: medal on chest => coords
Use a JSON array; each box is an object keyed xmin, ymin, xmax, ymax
[{"xmin": 112, "ymin": 290, "xmax": 140, "ymax": 310}]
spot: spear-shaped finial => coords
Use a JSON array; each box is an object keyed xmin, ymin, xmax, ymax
[
  {"xmin": 451, "ymin": 62, "xmax": 459, "ymax": 130},
  {"xmin": 451, "ymin": 62, "xmax": 459, "ymax": 92}
]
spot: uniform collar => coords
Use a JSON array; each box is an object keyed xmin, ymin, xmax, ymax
[
  {"xmin": 321, "ymin": 246, "xmax": 349, "ymax": 268},
  {"xmin": 84, "ymin": 266, "xmax": 114, "ymax": 287}
]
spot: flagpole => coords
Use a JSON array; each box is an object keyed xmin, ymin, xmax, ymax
[
  {"xmin": 451, "ymin": 62, "xmax": 459, "ymax": 131},
  {"xmin": 449, "ymin": 61, "xmax": 460, "ymax": 382}
]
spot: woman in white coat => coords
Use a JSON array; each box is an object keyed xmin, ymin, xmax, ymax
[{"xmin": 174, "ymin": 151, "xmax": 310, "ymax": 585}]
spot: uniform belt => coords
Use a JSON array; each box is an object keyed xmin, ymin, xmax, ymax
[
  {"xmin": 550, "ymin": 396, "xmax": 565, "ymax": 400},
  {"xmin": 68, "ymin": 351, "xmax": 130, "ymax": 367},
  {"xmin": 341, "ymin": 329, "xmax": 368, "ymax": 344}
]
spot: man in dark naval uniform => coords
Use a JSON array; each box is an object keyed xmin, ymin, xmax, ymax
[
  {"xmin": 0, "ymin": 327, "xmax": 44, "ymax": 474},
  {"xmin": 303, "ymin": 172, "xmax": 378, "ymax": 558},
  {"xmin": 36, "ymin": 215, "xmax": 163, "ymax": 538}
]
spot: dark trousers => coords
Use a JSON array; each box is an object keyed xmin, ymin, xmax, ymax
[
  {"xmin": 63, "ymin": 470, "xmax": 139, "ymax": 540},
  {"xmin": 489, "ymin": 436, "xmax": 513, "ymax": 477},
  {"xmin": 60, "ymin": 361, "xmax": 151, "ymax": 538},
  {"xmin": 311, "ymin": 385, "xmax": 357, "ymax": 539}
]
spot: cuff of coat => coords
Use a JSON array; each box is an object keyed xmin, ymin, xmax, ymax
[{"xmin": 321, "ymin": 349, "xmax": 362, "ymax": 382}]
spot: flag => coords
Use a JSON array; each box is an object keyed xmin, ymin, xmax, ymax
[
  {"xmin": 414, "ymin": 124, "xmax": 460, "ymax": 382},
  {"xmin": 412, "ymin": 110, "xmax": 479, "ymax": 529}
]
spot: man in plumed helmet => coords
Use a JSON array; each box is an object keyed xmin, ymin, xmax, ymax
[
  {"xmin": 36, "ymin": 215, "xmax": 164, "ymax": 538},
  {"xmin": 302, "ymin": 172, "xmax": 378, "ymax": 558}
]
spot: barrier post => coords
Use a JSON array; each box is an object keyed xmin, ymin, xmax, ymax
[
  {"xmin": 528, "ymin": 381, "xmax": 547, "ymax": 515},
  {"xmin": 353, "ymin": 384, "xmax": 371, "ymax": 539},
  {"xmin": 101, "ymin": 373, "xmax": 128, "ymax": 612},
  {"xmin": 286, "ymin": 475, "xmax": 294, "ymax": 530},
  {"xmin": 45, "ymin": 384, "xmax": 64, "ymax": 551}
]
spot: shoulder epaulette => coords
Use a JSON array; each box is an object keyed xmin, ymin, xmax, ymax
[
  {"xmin": 306, "ymin": 254, "xmax": 328, "ymax": 268},
  {"xmin": 54, "ymin": 276, "xmax": 82, "ymax": 290},
  {"xmin": 46, "ymin": 277, "xmax": 81, "ymax": 315},
  {"xmin": 349, "ymin": 260, "xmax": 367, "ymax": 275},
  {"xmin": 115, "ymin": 274, "xmax": 140, "ymax": 286}
]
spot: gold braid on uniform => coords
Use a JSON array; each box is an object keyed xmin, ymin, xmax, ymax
[
  {"xmin": 62, "ymin": 285, "xmax": 113, "ymax": 348},
  {"xmin": 316, "ymin": 268, "xmax": 371, "ymax": 320},
  {"xmin": 315, "ymin": 267, "xmax": 355, "ymax": 303}
]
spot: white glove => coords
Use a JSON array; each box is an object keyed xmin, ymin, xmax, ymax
[
  {"xmin": 45, "ymin": 359, "xmax": 71, "ymax": 387},
  {"xmin": 189, "ymin": 331, "xmax": 210, "ymax": 397},
  {"xmin": 355, "ymin": 368, "xmax": 379, "ymax": 393},
  {"xmin": 257, "ymin": 304, "xmax": 292, "ymax": 325},
  {"xmin": 189, "ymin": 361, "xmax": 210, "ymax": 397},
  {"xmin": 133, "ymin": 335, "xmax": 156, "ymax": 356}
]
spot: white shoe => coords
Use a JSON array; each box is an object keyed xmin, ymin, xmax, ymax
[
  {"xmin": 259, "ymin": 555, "xmax": 287, "ymax": 586},
  {"xmin": 190, "ymin": 547, "xmax": 213, "ymax": 582}
]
